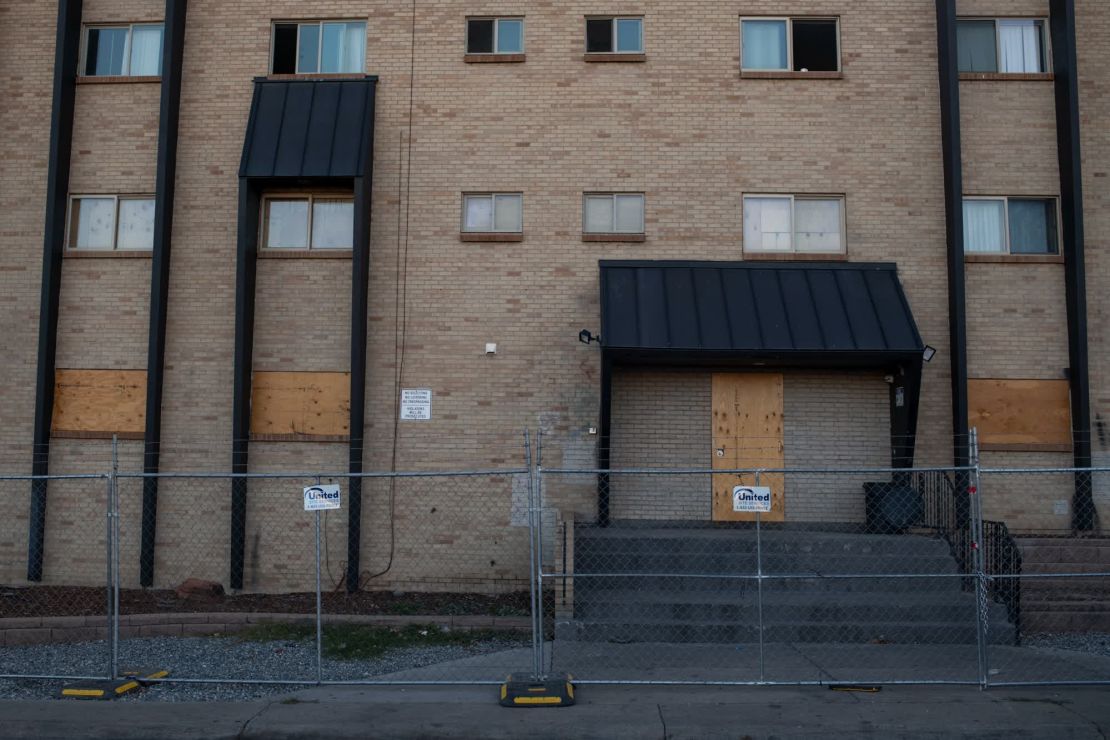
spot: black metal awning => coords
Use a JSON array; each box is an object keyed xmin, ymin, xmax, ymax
[
  {"xmin": 239, "ymin": 77, "xmax": 376, "ymax": 179},
  {"xmin": 600, "ymin": 260, "xmax": 924, "ymax": 368}
]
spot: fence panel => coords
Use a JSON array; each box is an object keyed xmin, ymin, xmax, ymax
[
  {"xmin": 538, "ymin": 464, "xmax": 990, "ymax": 685},
  {"xmin": 980, "ymin": 468, "xmax": 1110, "ymax": 686},
  {"xmin": 0, "ymin": 475, "xmax": 112, "ymax": 682}
]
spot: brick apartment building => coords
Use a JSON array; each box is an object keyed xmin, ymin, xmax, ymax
[{"xmin": 0, "ymin": 0, "xmax": 1106, "ymax": 594}]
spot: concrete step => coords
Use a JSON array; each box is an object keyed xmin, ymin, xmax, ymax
[
  {"xmin": 1018, "ymin": 539, "xmax": 1110, "ymax": 566},
  {"xmin": 577, "ymin": 528, "xmax": 954, "ymax": 558},
  {"xmin": 574, "ymin": 552, "xmax": 960, "ymax": 576},
  {"xmin": 574, "ymin": 574, "xmax": 970, "ymax": 594},
  {"xmin": 1020, "ymin": 562, "xmax": 1110, "ymax": 575},
  {"xmin": 1022, "ymin": 611, "xmax": 1110, "ymax": 633},
  {"xmin": 557, "ymin": 618, "xmax": 1014, "ymax": 646}
]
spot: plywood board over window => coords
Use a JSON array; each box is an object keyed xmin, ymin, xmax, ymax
[
  {"xmin": 51, "ymin": 369, "xmax": 147, "ymax": 439},
  {"xmin": 969, "ymin": 379, "xmax": 1072, "ymax": 452},
  {"xmin": 250, "ymin": 372, "xmax": 351, "ymax": 441}
]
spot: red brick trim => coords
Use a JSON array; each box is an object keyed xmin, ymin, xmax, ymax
[
  {"xmin": 740, "ymin": 70, "xmax": 843, "ymax": 80},
  {"xmin": 250, "ymin": 433, "xmax": 351, "ymax": 443},
  {"xmin": 0, "ymin": 613, "xmax": 531, "ymax": 646},
  {"xmin": 257, "ymin": 249, "xmax": 353, "ymax": 259},
  {"xmin": 959, "ymin": 72, "xmax": 1054, "ymax": 82},
  {"xmin": 980, "ymin": 443, "xmax": 1073, "ymax": 453},
  {"xmin": 52, "ymin": 430, "xmax": 145, "ymax": 440},
  {"xmin": 76, "ymin": 75, "xmax": 161, "ymax": 84},
  {"xmin": 460, "ymin": 232, "xmax": 524, "ymax": 243},
  {"xmin": 64, "ymin": 249, "xmax": 153, "ymax": 259},
  {"xmin": 464, "ymin": 53, "xmax": 526, "ymax": 64},
  {"xmin": 583, "ymin": 53, "xmax": 646, "ymax": 63},
  {"xmin": 964, "ymin": 254, "xmax": 1064, "ymax": 264},
  {"xmin": 582, "ymin": 233, "xmax": 646, "ymax": 243}
]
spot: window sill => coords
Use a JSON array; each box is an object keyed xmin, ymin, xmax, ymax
[
  {"xmin": 464, "ymin": 53, "xmax": 526, "ymax": 64},
  {"xmin": 583, "ymin": 53, "xmax": 646, "ymax": 63},
  {"xmin": 740, "ymin": 70, "xmax": 843, "ymax": 80},
  {"xmin": 461, "ymin": 232, "xmax": 524, "ymax": 242},
  {"xmin": 583, "ymin": 233, "xmax": 646, "ymax": 243},
  {"xmin": 258, "ymin": 249, "xmax": 353, "ymax": 259},
  {"xmin": 64, "ymin": 249, "xmax": 152, "ymax": 259},
  {"xmin": 959, "ymin": 72, "xmax": 1054, "ymax": 82},
  {"xmin": 52, "ymin": 430, "xmax": 145, "ymax": 441},
  {"xmin": 76, "ymin": 75, "xmax": 161, "ymax": 85},
  {"xmin": 964, "ymin": 254, "xmax": 1063, "ymax": 264},
  {"xmin": 265, "ymin": 73, "xmax": 369, "ymax": 81},
  {"xmin": 980, "ymin": 443, "xmax": 1072, "ymax": 453},
  {"xmin": 250, "ymin": 433, "xmax": 351, "ymax": 443},
  {"xmin": 743, "ymin": 252, "xmax": 848, "ymax": 262}
]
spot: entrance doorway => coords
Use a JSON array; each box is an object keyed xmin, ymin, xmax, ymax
[{"xmin": 711, "ymin": 373, "xmax": 785, "ymax": 522}]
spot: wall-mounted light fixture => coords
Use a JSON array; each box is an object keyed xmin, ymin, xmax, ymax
[
  {"xmin": 579, "ymin": 330, "xmax": 600, "ymax": 345},
  {"xmin": 923, "ymin": 345, "xmax": 937, "ymax": 363}
]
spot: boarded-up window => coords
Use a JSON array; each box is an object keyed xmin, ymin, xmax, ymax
[
  {"xmin": 969, "ymin": 379, "xmax": 1072, "ymax": 451},
  {"xmin": 250, "ymin": 372, "xmax": 351, "ymax": 440},
  {"xmin": 51, "ymin": 369, "xmax": 147, "ymax": 438}
]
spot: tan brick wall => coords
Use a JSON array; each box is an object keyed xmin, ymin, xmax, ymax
[{"xmin": 1, "ymin": 1, "xmax": 1108, "ymax": 592}]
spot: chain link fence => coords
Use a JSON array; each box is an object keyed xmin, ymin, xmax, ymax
[{"xmin": 3, "ymin": 431, "xmax": 1110, "ymax": 691}]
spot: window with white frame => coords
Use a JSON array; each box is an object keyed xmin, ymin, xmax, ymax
[
  {"xmin": 583, "ymin": 193, "xmax": 645, "ymax": 234},
  {"xmin": 263, "ymin": 195, "xmax": 354, "ymax": 250},
  {"xmin": 271, "ymin": 21, "xmax": 366, "ymax": 74},
  {"xmin": 585, "ymin": 17, "xmax": 643, "ymax": 54},
  {"xmin": 462, "ymin": 193, "xmax": 523, "ymax": 233},
  {"xmin": 957, "ymin": 19, "xmax": 1048, "ymax": 73},
  {"xmin": 467, "ymin": 18, "xmax": 524, "ymax": 54},
  {"xmin": 67, "ymin": 196, "xmax": 156, "ymax": 251},
  {"xmin": 82, "ymin": 24, "xmax": 164, "ymax": 76},
  {"xmin": 963, "ymin": 197, "xmax": 1059, "ymax": 255},
  {"xmin": 741, "ymin": 17, "xmax": 839, "ymax": 72},
  {"xmin": 743, "ymin": 195, "xmax": 845, "ymax": 253}
]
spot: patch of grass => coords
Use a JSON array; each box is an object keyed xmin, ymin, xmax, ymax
[{"xmin": 235, "ymin": 622, "xmax": 523, "ymax": 661}]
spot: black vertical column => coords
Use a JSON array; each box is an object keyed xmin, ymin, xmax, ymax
[
  {"xmin": 1049, "ymin": 0, "xmax": 1094, "ymax": 530},
  {"xmin": 28, "ymin": 0, "xmax": 83, "ymax": 581},
  {"xmin": 230, "ymin": 181, "xmax": 260, "ymax": 590},
  {"xmin": 597, "ymin": 352, "xmax": 613, "ymax": 527},
  {"xmin": 890, "ymin": 360, "xmax": 924, "ymax": 471},
  {"xmin": 935, "ymin": 0, "xmax": 971, "ymax": 479},
  {"xmin": 140, "ymin": 0, "xmax": 188, "ymax": 588},
  {"xmin": 346, "ymin": 173, "xmax": 372, "ymax": 593}
]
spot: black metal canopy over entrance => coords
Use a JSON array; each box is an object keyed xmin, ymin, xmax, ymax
[{"xmin": 596, "ymin": 260, "xmax": 927, "ymax": 524}]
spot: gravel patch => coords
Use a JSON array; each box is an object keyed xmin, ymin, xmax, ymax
[
  {"xmin": 0, "ymin": 634, "xmax": 529, "ymax": 702},
  {"xmin": 1024, "ymin": 632, "xmax": 1110, "ymax": 657}
]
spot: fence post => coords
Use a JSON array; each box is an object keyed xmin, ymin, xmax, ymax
[
  {"xmin": 535, "ymin": 429, "xmax": 547, "ymax": 678},
  {"xmin": 755, "ymin": 469, "xmax": 765, "ymax": 685},
  {"xmin": 314, "ymin": 475, "xmax": 323, "ymax": 685},
  {"xmin": 524, "ymin": 431, "xmax": 541, "ymax": 680},
  {"xmin": 970, "ymin": 428, "xmax": 989, "ymax": 689},
  {"xmin": 110, "ymin": 435, "xmax": 120, "ymax": 680}
]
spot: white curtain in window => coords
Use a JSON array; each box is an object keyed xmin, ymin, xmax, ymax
[
  {"xmin": 322, "ymin": 22, "xmax": 366, "ymax": 73},
  {"xmin": 585, "ymin": 196, "xmax": 614, "ymax": 233},
  {"xmin": 963, "ymin": 199, "xmax": 1006, "ymax": 253},
  {"xmin": 744, "ymin": 197, "xmax": 792, "ymax": 251},
  {"xmin": 465, "ymin": 196, "xmax": 493, "ymax": 231},
  {"xmin": 998, "ymin": 20, "xmax": 1041, "ymax": 73},
  {"xmin": 117, "ymin": 199, "xmax": 155, "ymax": 249},
  {"xmin": 493, "ymin": 194, "xmax": 523, "ymax": 232},
  {"xmin": 794, "ymin": 199, "xmax": 842, "ymax": 252},
  {"xmin": 614, "ymin": 195, "xmax": 644, "ymax": 233},
  {"xmin": 742, "ymin": 20, "xmax": 788, "ymax": 70},
  {"xmin": 75, "ymin": 198, "xmax": 116, "ymax": 249},
  {"xmin": 266, "ymin": 200, "xmax": 309, "ymax": 248},
  {"xmin": 129, "ymin": 25, "xmax": 163, "ymax": 76},
  {"xmin": 312, "ymin": 200, "xmax": 354, "ymax": 248}
]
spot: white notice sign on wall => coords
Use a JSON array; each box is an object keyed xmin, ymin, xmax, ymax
[
  {"xmin": 733, "ymin": 486, "xmax": 772, "ymax": 513},
  {"xmin": 304, "ymin": 484, "xmax": 342, "ymax": 511},
  {"xmin": 400, "ymin": 389, "xmax": 432, "ymax": 420}
]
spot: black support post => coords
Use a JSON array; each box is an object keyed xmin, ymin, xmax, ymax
[
  {"xmin": 346, "ymin": 173, "xmax": 373, "ymax": 593},
  {"xmin": 140, "ymin": 0, "xmax": 188, "ymax": 588},
  {"xmin": 890, "ymin": 360, "xmax": 924, "ymax": 471},
  {"xmin": 597, "ymin": 352, "xmax": 613, "ymax": 527},
  {"xmin": 230, "ymin": 181, "xmax": 260, "ymax": 590},
  {"xmin": 935, "ymin": 0, "xmax": 971, "ymax": 479},
  {"xmin": 28, "ymin": 0, "xmax": 83, "ymax": 582},
  {"xmin": 1049, "ymin": 0, "xmax": 1094, "ymax": 531}
]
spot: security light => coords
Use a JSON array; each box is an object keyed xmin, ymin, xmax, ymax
[
  {"xmin": 923, "ymin": 345, "xmax": 937, "ymax": 363},
  {"xmin": 579, "ymin": 330, "xmax": 600, "ymax": 345}
]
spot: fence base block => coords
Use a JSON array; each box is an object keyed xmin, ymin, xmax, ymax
[
  {"xmin": 60, "ymin": 679, "xmax": 143, "ymax": 700},
  {"xmin": 499, "ymin": 673, "xmax": 575, "ymax": 708}
]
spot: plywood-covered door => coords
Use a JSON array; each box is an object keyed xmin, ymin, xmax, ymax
[{"xmin": 712, "ymin": 374, "xmax": 785, "ymax": 522}]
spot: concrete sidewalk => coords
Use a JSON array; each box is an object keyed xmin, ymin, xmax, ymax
[{"xmin": 2, "ymin": 684, "xmax": 1109, "ymax": 739}]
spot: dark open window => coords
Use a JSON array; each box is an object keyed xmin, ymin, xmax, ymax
[
  {"xmin": 792, "ymin": 19, "xmax": 838, "ymax": 72},
  {"xmin": 467, "ymin": 19, "xmax": 495, "ymax": 53},
  {"xmin": 272, "ymin": 23, "xmax": 298, "ymax": 74},
  {"xmin": 586, "ymin": 18, "xmax": 612, "ymax": 52}
]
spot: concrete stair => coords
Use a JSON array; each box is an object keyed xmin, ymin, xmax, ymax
[
  {"xmin": 1019, "ymin": 537, "xmax": 1110, "ymax": 634},
  {"xmin": 560, "ymin": 524, "xmax": 1015, "ymax": 645}
]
